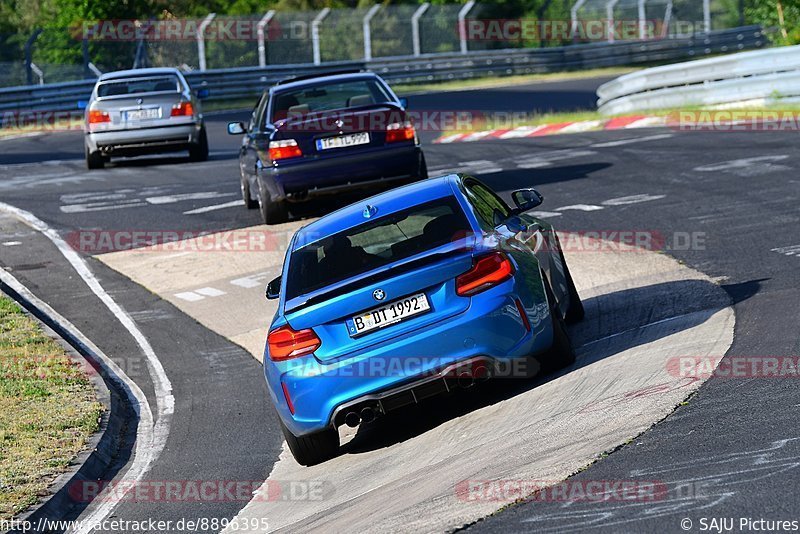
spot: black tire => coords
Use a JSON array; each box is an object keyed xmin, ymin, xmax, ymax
[
  {"xmin": 86, "ymin": 148, "xmax": 105, "ymax": 170},
  {"xmin": 241, "ymin": 175, "xmax": 257, "ymax": 209},
  {"xmin": 538, "ymin": 278, "xmax": 576, "ymax": 372},
  {"xmin": 257, "ymin": 178, "xmax": 288, "ymax": 224},
  {"xmin": 562, "ymin": 255, "xmax": 585, "ymax": 324},
  {"xmin": 280, "ymin": 420, "xmax": 339, "ymax": 466},
  {"xmin": 189, "ymin": 126, "xmax": 209, "ymax": 162}
]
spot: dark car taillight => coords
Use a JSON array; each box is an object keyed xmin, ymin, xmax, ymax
[
  {"xmin": 385, "ymin": 121, "xmax": 416, "ymax": 143},
  {"xmin": 88, "ymin": 110, "xmax": 110, "ymax": 124},
  {"xmin": 170, "ymin": 101, "xmax": 194, "ymax": 117},
  {"xmin": 456, "ymin": 252, "xmax": 514, "ymax": 296},
  {"xmin": 268, "ymin": 139, "xmax": 303, "ymax": 162},
  {"xmin": 268, "ymin": 325, "xmax": 321, "ymax": 361}
]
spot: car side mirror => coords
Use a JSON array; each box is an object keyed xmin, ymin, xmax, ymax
[
  {"xmin": 398, "ymin": 97, "xmax": 408, "ymax": 108},
  {"xmin": 266, "ymin": 276, "xmax": 281, "ymax": 300},
  {"xmin": 511, "ymin": 188, "xmax": 544, "ymax": 212},
  {"xmin": 196, "ymin": 87, "xmax": 210, "ymax": 99},
  {"xmin": 227, "ymin": 121, "xmax": 246, "ymax": 135}
]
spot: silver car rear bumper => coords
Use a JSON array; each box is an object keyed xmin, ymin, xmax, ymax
[{"xmin": 86, "ymin": 122, "xmax": 201, "ymax": 155}]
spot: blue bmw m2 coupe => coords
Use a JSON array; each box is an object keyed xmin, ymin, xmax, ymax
[{"xmin": 263, "ymin": 174, "xmax": 584, "ymax": 465}]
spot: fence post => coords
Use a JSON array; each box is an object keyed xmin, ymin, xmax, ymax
[
  {"xmin": 363, "ymin": 5, "xmax": 381, "ymax": 61},
  {"xmin": 24, "ymin": 29, "xmax": 43, "ymax": 86},
  {"xmin": 458, "ymin": 0, "xmax": 476, "ymax": 54},
  {"xmin": 703, "ymin": 0, "xmax": 711, "ymax": 33},
  {"xmin": 662, "ymin": 0, "xmax": 673, "ymax": 38},
  {"xmin": 411, "ymin": 3, "xmax": 430, "ymax": 56},
  {"xmin": 312, "ymin": 8, "xmax": 331, "ymax": 65},
  {"xmin": 606, "ymin": 0, "xmax": 620, "ymax": 42},
  {"xmin": 570, "ymin": 0, "xmax": 587, "ymax": 42},
  {"xmin": 257, "ymin": 10, "xmax": 276, "ymax": 67},
  {"xmin": 197, "ymin": 13, "xmax": 216, "ymax": 71},
  {"xmin": 638, "ymin": 0, "xmax": 648, "ymax": 39}
]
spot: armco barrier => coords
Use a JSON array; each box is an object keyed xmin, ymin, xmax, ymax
[
  {"xmin": 597, "ymin": 39, "xmax": 800, "ymax": 115},
  {"xmin": 0, "ymin": 26, "xmax": 764, "ymax": 117}
]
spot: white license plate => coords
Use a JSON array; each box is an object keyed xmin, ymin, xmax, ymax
[
  {"xmin": 125, "ymin": 108, "xmax": 161, "ymax": 121},
  {"xmin": 348, "ymin": 293, "xmax": 430, "ymax": 337},
  {"xmin": 316, "ymin": 132, "xmax": 370, "ymax": 151}
]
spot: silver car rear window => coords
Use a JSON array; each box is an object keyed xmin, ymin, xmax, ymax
[{"xmin": 98, "ymin": 76, "xmax": 181, "ymax": 98}]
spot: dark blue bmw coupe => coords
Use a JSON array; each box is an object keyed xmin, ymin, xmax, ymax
[{"xmin": 228, "ymin": 71, "xmax": 427, "ymax": 224}]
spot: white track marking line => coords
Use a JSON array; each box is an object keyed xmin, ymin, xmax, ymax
[
  {"xmin": 772, "ymin": 245, "xmax": 800, "ymax": 257},
  {"xmin": 602, "ymin": 194, "xmax": 666, "ymax": 206},
  {"xmin": 556, "ymin": 204, "xmax": 605, "ymax": 212},
  {"xmin": 591, "ymin": 133, "xmax": 674, "ymax": 147},
  {"xmin": 0, "ymin": 267, "xmax": 156, "ymax": 533},
  {"xmin": 2, "ymin": 241, "xmax": 21, "ymax": 246},
  {"xmin": 195, "ymin": 287, "xmax": 226, "ymax": 297},
  {"xmin": 175, "ymin": 291, "xmax": 205, "ymax": 302},
  {"xmin": 184, "ymin": 199, "xmax": 244, "ymax": 215},
  {"xmin": 145, "ymin": 192, "xmax": 236, "ymax": 205},
  {"xmin": 0, "ymin": 202, "xmax": 174, "ymax": 533}
]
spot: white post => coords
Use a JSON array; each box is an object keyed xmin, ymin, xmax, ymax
[
  {"xmin": 197, "ymin": 13, "xmax": 216, "ymax": 71},
  {"xmin": 257, "ymin": 10, "xmax": 276, "ymax": 68},
  {"xmin": 458, "ymin": 0, "xmax": 476, "ymax": 54},
  {"xmin": 570, "ymin": 0, "xmax": 588, "ymax": 39},
  {"xmin": 662, "ymin": 0, "xmax": 673, "ymax": 38},
  {"xmin": 312, "ymin": 8, "xmax": 331, "ymax": 65},
  {"xmin": 363, "ymin": 5, "xmax": 381, "ymax": 61},
  {"xmin": 30, "ymin": 62, "xmax": 44, "ymax": 85},
  {"xmin": 87, "ymin": 62, "xmax": 102, "ymax": 77},
  {"xmin": 638, "ymin": 0, "xmax": 647, "ymax": 39},
  {"xmin": 703, "ymin": 0, "xmax": 711, "ymax": 33},
  {"xmin": 606, "ymin": 0, "xmax": 620, "ymax": 42},
  {"xmin": 411, "ymin": 3, "xmax": 430, "ymax": 56}
]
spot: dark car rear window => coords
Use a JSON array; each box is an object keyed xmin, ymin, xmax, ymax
[
  {"xmin": 98, "ymin": 75, "xmax": 181, "ymax": 97},
  {"xmin": 271, "ymin": 79, "xmax": 393, "ymax": 122},
  {"xmin": 286, "ymin": 197, "xmax": 471, "ymax": 301}
]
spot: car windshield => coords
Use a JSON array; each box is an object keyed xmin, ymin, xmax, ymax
[
  {"xmin": 271, "ymin": 79, "xmax": 393, "ymax": 122},
  {"xmin": 285, "ymin": 197, "xmax": 471, "ymax": 301},
  {"xmin": 98, "ymin": 75, "xmax": 181, "ymax": 98}
]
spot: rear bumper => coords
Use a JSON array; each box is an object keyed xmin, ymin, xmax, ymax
[
  {"xmin": 264, "ymin": 282, "xmax": 555, "ymax": 436},
  {"xmin": 85, "ymin": 122, "xmax": 202, "ymax": 155},
  {"xmin": 260, "ymin": 144, "xmax": 423, "ymax": 202}
]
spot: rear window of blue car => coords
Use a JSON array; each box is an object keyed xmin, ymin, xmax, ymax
[{"xmin": 286, "ymin": 197, "xmax": 471, "ymax": 300}]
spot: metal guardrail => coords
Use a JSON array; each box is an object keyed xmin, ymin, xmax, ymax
[
  {"xmin": 0, "ymin": 26, "xmax": 764, "ymax": 116},
  {"xmin": 597, "ymin": 38, "xmax": 800, "ymax": 115}
]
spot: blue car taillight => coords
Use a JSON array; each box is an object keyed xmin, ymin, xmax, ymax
[
  {"xmin": 456, "ymin": 252, "xmax": 514, "ymax": 296},
  {"xmin": 267, "ymin": 325, "xmax": 321, "ymax": 361}
]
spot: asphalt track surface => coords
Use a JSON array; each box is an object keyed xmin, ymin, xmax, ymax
[{"xmin": 1, "ymin": 74, "xmax": 799, "ymax": 532}]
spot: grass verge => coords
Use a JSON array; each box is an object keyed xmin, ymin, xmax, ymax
[{"xmin": 0, "ymin": 295, "xmax": 103, "ymax": 520}]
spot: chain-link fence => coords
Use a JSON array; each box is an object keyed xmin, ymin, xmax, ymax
[{"xmin": 0, "ymin": 1, "xmax": 751, "ymax": 89}]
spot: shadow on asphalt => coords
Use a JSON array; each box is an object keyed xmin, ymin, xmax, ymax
[{"xmin": 340, "ymin": 276, "xmax": 758, "ymax": 456}]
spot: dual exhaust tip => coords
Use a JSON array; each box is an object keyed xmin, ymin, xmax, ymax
[
  {"xmin": 345, "ymin": 406, "xmax": 376, "ymax": 428},
  {"xmin": 342, "ymin": 364, "xmax": 490, "ymax": 428}
]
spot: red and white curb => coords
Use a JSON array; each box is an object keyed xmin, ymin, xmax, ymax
[{"xmin": 433, "ymin": 115, "xmax": 667, "ymax": 144}]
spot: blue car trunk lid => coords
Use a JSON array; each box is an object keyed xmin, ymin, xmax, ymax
[{"xmin": 284, "ymin": 247, "xmax": 474, "ymax": 363}]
